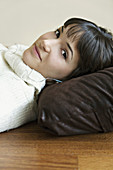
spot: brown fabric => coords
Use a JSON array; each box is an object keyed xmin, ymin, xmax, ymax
[{"xmin": 37, "ymin": 67, "xmax": 113, "ymax": 136}]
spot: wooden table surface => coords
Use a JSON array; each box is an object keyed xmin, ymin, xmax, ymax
[{"xmin": 0, "ymin": 121, "xmax": 113, "ymax": 170}]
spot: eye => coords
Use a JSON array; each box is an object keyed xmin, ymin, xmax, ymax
[
  {"xmin": 55, "ymin": 29, "xmax": 60, "ymax": 38},
  {"xmin": 62, "ymin": 49, "xmax": 67, "ymax": 60}
]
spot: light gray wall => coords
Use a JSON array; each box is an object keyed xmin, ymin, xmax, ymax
[{"xmin": 0, "ymin": 0, "xmax": 113, "ymax": 46}]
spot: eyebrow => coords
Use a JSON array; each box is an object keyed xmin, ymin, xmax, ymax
[
  {"xmin": 66, "ymin": 43, "xmax": 73, "ymax": 59},
  {"xmin": 61, "ymin": 26, "xmax": 73, "ymax": 59}
]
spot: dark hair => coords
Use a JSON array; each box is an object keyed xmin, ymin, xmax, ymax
[{"xmin": 63, "ymin": 17, "xmax": 113, "ymax": 80}]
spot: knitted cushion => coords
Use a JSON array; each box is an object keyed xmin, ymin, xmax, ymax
[{"xmin": 37, "ymin": 67, "xmax": 113, "ymax": 136}]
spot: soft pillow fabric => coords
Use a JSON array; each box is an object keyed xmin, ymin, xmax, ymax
[{"xmin": 37, "ymin": 67, "xmax": 113, "ymax": 136}]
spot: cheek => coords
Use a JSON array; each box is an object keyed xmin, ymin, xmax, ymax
[
  {"xmin": 47, "ymin": 55, "xmax": 71, "ymax": 77},
  {"xmin": 47, "ymin": 54, "xmax": 62, "ymax": 70},
  {"xmin": 22, "ymin": 48, "xmax": 30, "ymax": 64}
]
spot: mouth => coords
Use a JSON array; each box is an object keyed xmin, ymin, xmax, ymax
[{"xmin": 34, "ymin": 44, "xmax": 42, "ymax": 61}]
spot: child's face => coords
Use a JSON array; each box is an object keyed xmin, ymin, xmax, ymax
[{"xmin": 22, "ymin": 25, "xmax": 79, "ymax": 80}]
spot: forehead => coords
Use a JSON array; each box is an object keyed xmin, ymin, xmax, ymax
[
  {"xmin": 59, "ymin": 25, "xmax": 80, "ymax": 60},
  {"xmin": 58, "ymin": 25, "xmax": 72, "ymax": 40},
  {"xmin": 61, "ymin": 24, "xmax": 82, "ymax": 43}
]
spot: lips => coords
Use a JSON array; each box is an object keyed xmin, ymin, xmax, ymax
[{"xmin": 34, "ymin": 44, "xmax": 42, "ymax": 61}]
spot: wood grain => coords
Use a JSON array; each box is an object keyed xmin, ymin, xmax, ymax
[
  {"xmin": 79, "ymin": 155, "xmax": 113, "ymax": 170},
  {"xmin": 0, "ymin": 121, "xmax": 113, "ymax": 170}
]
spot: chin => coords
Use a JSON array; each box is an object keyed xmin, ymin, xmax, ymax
[{"xmin": 22, "ymin": 49, "xmax": 30, "ymax": 65}]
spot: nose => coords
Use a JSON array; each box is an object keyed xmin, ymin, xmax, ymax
[
  {"xmin": 42, "ymin": 40, "xmax": 51, "ymax": 53},
  {"xmin": 41, "ymin": 39, "xmax": 57, "ymax": 53}
]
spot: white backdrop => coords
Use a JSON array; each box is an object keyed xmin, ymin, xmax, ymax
[{"xmin": 0, "ymin": 0, "xmax": 113, "ymax": 46}]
